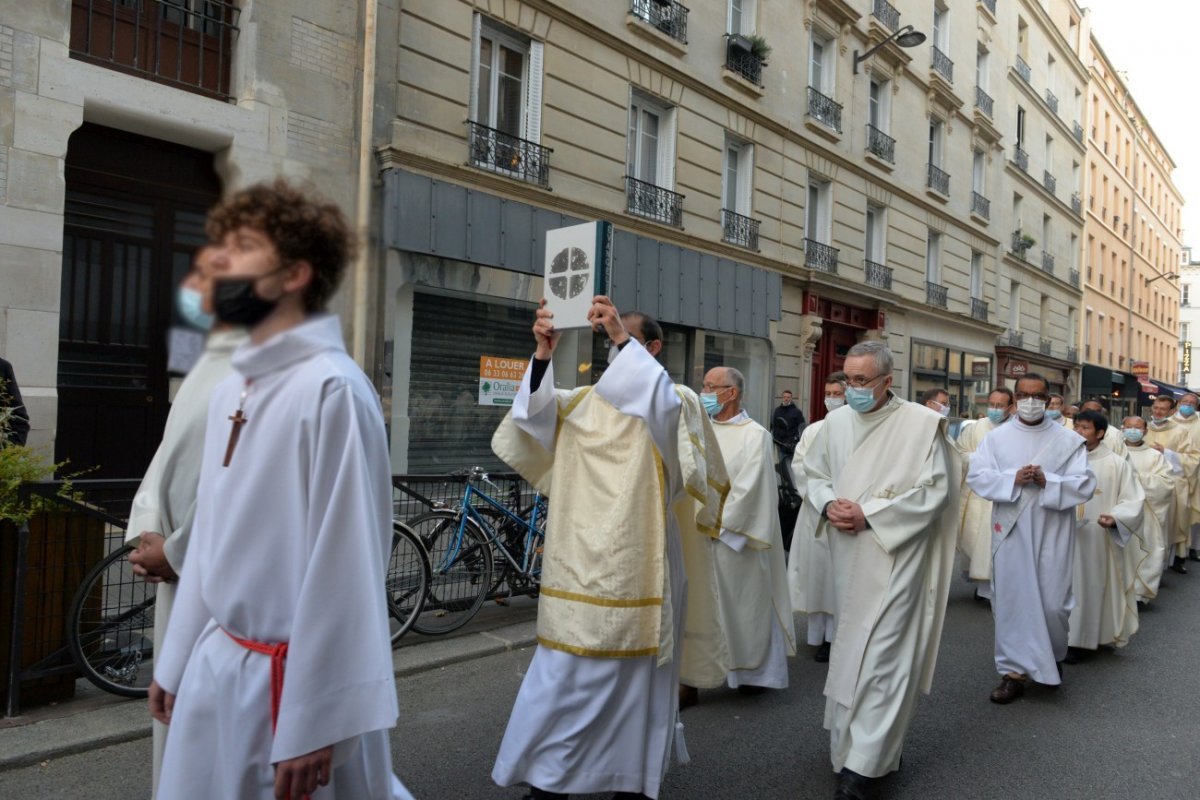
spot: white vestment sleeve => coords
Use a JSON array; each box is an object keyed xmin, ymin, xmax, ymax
[
  {"xmin": 593, "ymin": 339, "xmax": 681, "ymax": 457},
  {"xmin": 802, "ymin": 421, "xmax": 837, "ymax": 522},
  {"xmin": 965, "ymin": 435, "xmax": 1022, "ymax": 504},
  {"xmin": 1039, "ymin": 447, "xmax": 1096, "ymax": 511},
  {"xmin": 512, "ymin": 356, "xmax": 559, "ymax": 452},
  {"xmin": 719, "ymin": 529, "xmax": 750, "ymax": 552},
  {"xmin": 126, "ymin": 449, "xmax": 167, "ymax": 546}
]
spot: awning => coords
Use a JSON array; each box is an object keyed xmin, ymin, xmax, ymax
[
  {"xmin": 1081, "ymin": 364, "xmax": 1138, "ymax": 399},
  {"xmin": 1142, "ymin": 379, "xmax": 1190, "ymax": 401}
]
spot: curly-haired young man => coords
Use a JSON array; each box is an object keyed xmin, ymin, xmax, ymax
[{"xmin": 150, "ymin": 180, "xmax": 413, "ymax": 799}]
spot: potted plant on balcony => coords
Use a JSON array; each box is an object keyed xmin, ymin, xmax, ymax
[
  {"xmin": 727, "ymin": 33, "xmax": 754, "ymax": 54},
  {"xmin": 747, "ymin": 34, "xmax": 771, "ymax": 64}
]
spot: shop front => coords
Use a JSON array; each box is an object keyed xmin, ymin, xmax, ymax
[
  {"xmin": 910, "ymin": 341, "xmax": 995, "ymax": 422},
  {"xmin": 1079, "ymin": 363, "xmax": 1140, "ymax": 419}
]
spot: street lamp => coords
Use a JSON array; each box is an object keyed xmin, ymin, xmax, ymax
[
  {"xmin": 853, "ymin": 25, "xmax": 927, "ymax": 74},
  {"xmin": 1144, "ymin": 271, "xmax": 1179, "ymax": 286}
]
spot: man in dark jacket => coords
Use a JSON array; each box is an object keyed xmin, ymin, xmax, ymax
[
  {"xmin": 771, "ymin": 389, "xmax": 806, "ymax": 458},
  {"xmin": 1, "ymin": 357, "xmax": 30, "ymax": 447}
]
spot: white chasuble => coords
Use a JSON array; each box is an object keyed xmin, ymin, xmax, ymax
[
  {"xmin": 1171, "ymin": 412, "xmax": 1200, "ymax": 532},
  {"xmin": 1068, "ymin": 445, "xmax": 1144, "ymax": 650},
  {"xmin": 1145, "ymin": 421, "xmax": 1196, "ymax": 553},
  {"xmin": 125, "ymin": 328, "xmax": 245, "ymax": 796},
  {"xmin": 787, "ymin": 420, "xmax": 838, "ymax": 645},
  {"xmin": 967, "ymin": 416, "xmax": 1095, "ymax": 684},
  {"xmin": 954, "ymin": 416, "xmax": 1002, "ymax": 582},
  {"xmin": 154, "ymin": 316, "xmax": 409, "ymax": 800},
  {"xmin": 1126, "ymin": 445, "xmax": 1177, "ymax": 601},
  {"xmin": 490, "ymin": 340, "xmax": 728, "ymax": 798},
  {"xmin": 803, "ymin": 397, "xmax": 958, "ymax": 779},
  {"xmin": 708, "ymin": 412, "xmax": 796, "ymax": 688}
]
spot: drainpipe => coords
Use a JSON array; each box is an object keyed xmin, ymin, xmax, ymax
[{"xmin": 352, "ymin": 0, "xmax": 379, "ymax": 368}]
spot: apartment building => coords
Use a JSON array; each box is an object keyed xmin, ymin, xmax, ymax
[
  {"xmin": 1178, "ymin": 248, "xmax": 1199, "ymax": 387},
  {"xmin": 1076, "ymin": 23, "xmax": 1185, "ymax": 413},
  {"xmin": 1, "ymin": 1, "xmax": 365, "ymax": 477}
]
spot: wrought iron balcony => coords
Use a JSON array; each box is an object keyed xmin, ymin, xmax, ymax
[
  {"xmin": 68, "ymin": 0, "xmax": 240, "ymax": 100},
  {"xmin": 926, "ymin": 281, "xmax": 949, "ymax": 309},
  {"xmin": 971, "ymin": 297, "xmax": 989, "ymax": 321},
  {"xmin": 1045, "ymin": 89, "xmax": 1058, "ymax": 114},
  {"xmin": 1069, "ymin": 267, "xmax": 1080, "ymax": 288},
  {"xmin": 872, "ymin": 0, "xmax": 900, "ymax": 31},
  {"xmin": 865, "ymin": 259, "xmax": 892, "ymax": 290},
  {"xmin": 721, "ymin": 208, "xmax": 761, "ymax": 250},
  {"xmin": 629, "ymin": 0, "xmax": 689, "ymax": 44},
  {"xmin": 932, "ymin": 46, "xmax": 953, "ymax": 82},
  {"xmin": 625, "ymin": 175, "xmax": 684, "ymax": 227},
  {"xmin": 807, "ymin": 86, "xmax": 843, "ymax": 132},
  {"xmin": 1001, "ymin": 330, "xmax": 1024, "ymax": 348},
  {"xmin": 1041, "ymin": 251, "xmax": 1055, "ymax": 274},
  {"xmin": 1067, "ymin": 345, "xmax": 1079, "ymax": 362},
  {"xmin": 1013, "ymin": 146, "xmax": 1029, "ymax": 171},
  {"xmin": 1011, "ymin": 230, "xmax": 1034, "ymax": 258},
  {"xmin": 804, "ymin": 238, "xmax": 839, "ymax": 274},
  {"xmin": 1071, "ymin": 193, "xmax": 1082, "ymax": 215},
  {"xmin": 726, "ymin": 37, "xmax": 765, "ymax": 85},
  {"xmin": 927, "ymin": 163, "xmax": 950, "ymax": 195},
  {"xmin": 980, "ymin": 0, "xmax": 997, "ymax": 14},
  {"xmin": 1073, "ymin": 121, "xmax": 1085, "ymax": 145},
  {"xmin": 975, "ymin": 86, "xmax": 994, "ymax": 118},
  {"xmin": 1043, "ymin": 171, "xmax": 1056, "ymax": 195},
  {"xmin": 972, "ymin": 192, "xmax": 991, "ymax": 219},
  {"xmin": 467, "ymin": 121, "xmax": 553, "ymax": 187},
  {"xmin": 866, "ymin": 124, "xmax": 895, "ymax": 163},
  {"xmin": 1039, "ymin": 338, "xmax": 1053, "ymax": 356},
  {"xmin": 1015, "ymin": 55, "xmax": 1031, "ymax": 84}
]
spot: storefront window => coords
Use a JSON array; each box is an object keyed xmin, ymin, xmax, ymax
[
  {"xmin": 911, "ymin": 340, "xmax": 994, "ymax": 421},
  {"xmin": 704, "ymin": 331, "xmax": 772, "ymax": 425}
]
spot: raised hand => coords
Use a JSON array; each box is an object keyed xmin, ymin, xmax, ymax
[
  {"xmin": 586, "ymin": 296, "xmax": 628, "ymax": 345},
  {"xmin": 533, "ymin": 298, "xmax": 561, "ymax": 360}
]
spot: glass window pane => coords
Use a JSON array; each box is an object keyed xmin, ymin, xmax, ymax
[
  {"xmin": 724, "ymin": 145, "xmax": 739, "ymax": 210},
  {"xmin": 639, "ymin": 109, "xmax": 659, "ymax": 183},
  {"xmin": 704, "ymin": 331, "xmax": 771, "ymax": 424},
  {"xmin": 477, "ymin": 38, "xmax": 493, "ymax": 125}
]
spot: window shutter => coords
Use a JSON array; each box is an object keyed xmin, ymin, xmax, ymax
[
  {"xmin": 524, "ymin": 40, "xmax": 544, "ymax": 143},
  {"xmin": 468, "ymin": 13, "xmax": 482, "ymax": 122},
  {"xmin": 659, "ymin": 106, "xmax": 677, "ymax": 189}
]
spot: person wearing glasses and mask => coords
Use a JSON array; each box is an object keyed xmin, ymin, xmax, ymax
[
  {"xmin": 955, "ymin": 388, "xmax": 1016, "ymax": 604},
  {"xmin": 801, "ymin": 342, "xmax": 958, "ymax": 800},
  {"xmin": 966, "ymin": 373, "xmax": 1096, "ymax": 705},
  {"xmin": 1143, "ymin": 395, "xmax": 1197, "ymax": 575},
  {"xmin": 787, "ymin": 372, "xmax": 847, "ymax": 663},
  {"xmin": 1170, "ymin": 392, "xmax": 1200, "ymax": 562}
]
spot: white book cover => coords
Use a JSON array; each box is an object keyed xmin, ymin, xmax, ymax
[{"xmin": 543, "ymin": 221, "xmax": 611, "ymax": 329}]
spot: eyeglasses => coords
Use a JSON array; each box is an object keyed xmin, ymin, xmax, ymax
[
  {"xmin": 845, "ymin": 374, "xmax": 886, "ymax": 389},
  {"xmin": 701, "ymin": 383, "xmax": 733, "ymax": 392},
  {"xmin": 1014, "ymin": 392, "xmax": 1050, "ymax": 401}
]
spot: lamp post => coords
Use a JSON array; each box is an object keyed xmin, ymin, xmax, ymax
[{"xmin": 853, "ymin": 25, "xmax": 927, "ymax": 74}]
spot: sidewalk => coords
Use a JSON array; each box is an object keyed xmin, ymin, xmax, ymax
[{"xmin": 0, "ymin": 600, "xmax": 538, "ymax": 772}]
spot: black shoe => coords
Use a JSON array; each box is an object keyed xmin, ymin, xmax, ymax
[
  {"xmin": 737, "ymin": 684, "xmax": 767, "ymax": 696},
  {"xmin": 678, "ymin": 683, "xmax": 698, "ymax": 710},
  {"xmin": 612, "ymin": 794, "xmax": 651, "ymax": 799},
  {"xmin": 524, "ymin": 788, "xmax": 568, "ymax": 800},
  {"xmin": 834, "ymin": 768, "xmax": 876, "ymax": 800},
  {"xmin": 1190, "ymin": 549, "xmax": 1200, "ymax": 562},
  {"xmin": 989, "ymin": 675, "xmax": 1026, "ymax": 704},
  {"xmin": 1171, "ymin": 556, "xmax": 1188, "ymax": 574},
  {"xmin": 815, "ymin": 641, "xmax": 831, "ymax": 663},
  {"xmin": 1063, "ymin": 647, "xmax": 1084, "ymax": 665}
]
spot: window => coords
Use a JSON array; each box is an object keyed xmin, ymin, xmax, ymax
[
  {"xmin": 1045, "ymin": 135, "xmax": 1054, "ymax": 174},
  {"xmin": 627, "ymin": 91, "xmax": 676, "ymax": 188},
  {"xmin": 1016, "ymin": 106, "xmax": 1026, "ymax": 149},
  {"xmin": 728, "ymin": 0, "xmax": 755, "ymax": 35},
  {"xmin": 810, "ymin": 29, "xmax": 834, "ymax": 93},
  {"xmin": 970, "ymin": 252, "xmax": 984, "ymax": 300},
  {"xmin": 972, "ymin": 150, "xmax": 985, "ymax": 194},
  {"xmin": 1184, "ymin": 284, "xmax": 1191, "ymax": 306},
  {"xmin": 806, "ymin": 178, "xmax": 832, "ymax": 243},
  {"xmin": 722, "ymin": 136, "xmax": 754, "ymax": 216},
  {"xmin": 925, "ymin": 231, "xmax": 942, "ymax": 283},
  {"xmin": 1009, "ymin": 281, "xmax": 1021, "ymax": 331},
  {"xmin": 933, "ymin": 3, "xmax": 948, "ymax": 50},
  {"xmin": 470, "ymin": 17, "xmax": 540, "ymax": 142},
  {"xmin": 868, "ymin": 78, "xmax": 890, "ymax": 131},
  {"xmin": 976, "ymin": 48, "xmax": 989, "ymax": 91},
  {"xmin": 865, "ymin": 203, "xmax": 886, "ymax": 263},
  {"xmin": 928, "ymin": 119, "xmax": 944, "ymax": 167},
  {"xmin": 1183, "ymin": 321, "xmax": 1190, "ymax": 340}
]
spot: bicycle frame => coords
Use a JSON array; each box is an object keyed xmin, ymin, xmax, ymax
[{"xmin": 437, "ymin": 482, "xmax": 545, "ymax": 582}]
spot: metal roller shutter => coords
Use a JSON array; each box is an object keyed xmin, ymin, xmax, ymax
[{"xmin": 408, "ymin": 291, "xmax": 537, "ymax": 472}]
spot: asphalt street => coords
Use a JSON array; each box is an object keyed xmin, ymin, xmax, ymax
[{"xmin": 4, "ymin": 568, "xmax": 1200, "ymax": 799}]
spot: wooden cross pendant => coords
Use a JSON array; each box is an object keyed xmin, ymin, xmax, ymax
[{"xmin": 223, "ymin": 408, "xmax": 248, "ymax": 467}]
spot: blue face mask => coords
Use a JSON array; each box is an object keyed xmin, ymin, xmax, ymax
[
  {"xmin": 700, "ymin": 392, "xmax": 723, "ymax": 417},
  {"xmin": 845, "ymin": 386, "xmax": 878, "ymax": 413},
  {"xmin": 986, "ymin": 408, "xmax": 1007, "ymax": 425},
  {"xmin": 1123, "ymin": 428, "xmax": 1144, "ymax": 443},
  {"xmin": 177, "ymin": 285, "xmax": 214, "ymax": 331},
  {"xmin": 1180, "ymin": 404, "xmax": 1196, "ymax": 418},
  {"xmin": 1046, "ymin": 409, "xmax": 1062, "ymax": 420}
]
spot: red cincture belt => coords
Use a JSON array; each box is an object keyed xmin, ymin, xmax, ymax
[{"xmin": 224, "ymin": 629, "xmax": 288, "ymax": 733}]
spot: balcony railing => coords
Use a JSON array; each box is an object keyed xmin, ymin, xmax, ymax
[
  {"xmin": 807, "ymin": 86, "xmax": 843, "ymax": 132},
  {"xmin": 926, "ymin": 281, "xmax": 949, "ymax": 309},
  {"xmin": 1012, "ymin": 231, "xmax": 1034, "ymax": 259},
  {"xmin": 972, "ymin": 191, "xmax": 991, "ymax": 219},
  {"xmin": 865, "ymin": 259, "xmax": 892, "ymax": 290},
  {"xmin": 1071, "ymin": 193, "xmax": 1082, "ymax": 215},
  {"xmin": 721, "ymin": 208, "xmax": 761, "ymax": 250},
  {"xmin": 980, "ymin": 0, "xmax": 997, "ymax": 14},
  {"xmin": 625, "ymin": 175, "xmax": 684, "ymax": 227},
  {"xmin": 804, "ymin": 238, "xmax": 839, "ymax": 273},
  {"xmin": 1045, "ymin": 89, "xmax": 1058, "ymax": 114},
  {"xmin": 1015, "ymin": 55, "xmax": 1031, "ymax": 84},
  {"xmin": 1067, "ymin": 345, "xmax": 1078, "ymax": 362},
  {"xmin": 872, "ymin": 0, "xmax": 900, "ymax": 31},
  {"xmin": 932, "ymin": 46, "xmax": 953, "ymax": 82},
  {"xmin": 1042, "ymin": 251, "xmax": 1055, "ymax": 274},
  {"xmin": 975, "ymin": 86, "xmax": 994, "ymax": 118},
  {"xmin": 1013, "ymin": 145, "xmax": 1029, "ymax": 171},
  {"xmin": 927, "ymin": 163, "xmax": 950, "ymax": 195},
  {"xmin": 1039, "ymin": 338, "xmax": 1053, "ymax": 356},
  {"xmin": 1069, "ymin": 267, "xmax": 1080, "ymax": 288},
  {"xmin": 726, "ymin": 37, "xmax": 765, "ymax": 85},
  {"xmin": 1001, "ymin": 330, "xmax": 1024, "ymax": 348},
  {"xmin": 467, "ymin": 121, "xmax": 553, "ymax": 187},
  {"xmin": 629, "ymin": 0, "xmax": 689, "ymax": 44},
  {"xmin": 68, "ymin": 0, "xmax": 240, "ymax": 101},
  {"xmin": 971, "ymin": 297, "xmax": 988, "ymax": 321},
  {"xmin": 1073, "ymin": 121, "xmax": 1085, "ymax": 145},
  {"xmin": 866, "ymin": 124, "xmax": 895, "ymax": 163},
  {"xmin": 1043, "ymin": 171, "xmax": 1056, "ymax": 195}
]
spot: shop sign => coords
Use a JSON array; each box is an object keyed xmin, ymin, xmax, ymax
[
  {"xmin": 479, "ymin": 355, "xmax": 528, "ymax": 406},
  {"xmin": 1007, "ymin": 360, "xmax": 1028, "ymax": 377},
  {"xmin": 1131, "ymin": 360, "xmax": 1150, "ymax": 378},
  {"xmin": 1184, "ymin": 344, "xmax": 1192, "ymax": 375},
  {"xmin": 971, "ymin": 360, "xmax": 990, "ymax": 378}
]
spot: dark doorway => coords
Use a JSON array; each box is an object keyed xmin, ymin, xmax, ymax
[
  {"xmin": 810, "ymin": 322, "xmax": 859, "ymax": 423},
  {"xmin": 56, "ymin": 123, "xmax": 221, "ymax": 478}
]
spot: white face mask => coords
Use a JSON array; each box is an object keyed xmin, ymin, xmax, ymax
[
  {"xmin": 824, "ymin": 396, "xmax": 845, "ymax": 412},
  {"xmin": 1016, "ymin": 397, "xmax": 1046, "ymax": 423},
  {"xmin": 934, "ymin": 401, "xmax": 951, "ymax": 417}
]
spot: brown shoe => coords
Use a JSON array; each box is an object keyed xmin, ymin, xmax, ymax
[
  {"xmin": 678, "ymin": 683, "xmax": 698, "ymax": 710},
  {"xmin": 989, "ymin": 675, "xmax": 1026, "ymax": 704}
]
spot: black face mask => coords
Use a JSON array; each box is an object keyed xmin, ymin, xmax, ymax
[{"xmin": 213, "ymin": 269, "xmax": 285, "ymax": 326}]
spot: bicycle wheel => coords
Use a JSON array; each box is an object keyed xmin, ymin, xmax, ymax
[
  {"xmin": 68, "ymin": 544, "xmax": 157, "ymax": 698},
  {"xmin": 408, "ymin": 511, "xmax": 494, "ymax": 635},
  {"xmin": 475, "ymin": 506, "xmax": 520, "ymax": 596},
  {"xmin": 386, "ymin": 521, "xmax": 429, "ymax": 644}
]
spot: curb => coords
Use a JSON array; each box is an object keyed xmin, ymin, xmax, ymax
[{"xmin": 0, "ymin": 620, "xmax": 538, "ymax": 772}]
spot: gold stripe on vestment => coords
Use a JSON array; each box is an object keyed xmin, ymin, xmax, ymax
[
  {"xmin": 537, "ymin": 636, "xmax": 659, "ymax": 659},
  {"xmin": 539, "ymin": 586, "xmax": 663, "ymax": 608}
]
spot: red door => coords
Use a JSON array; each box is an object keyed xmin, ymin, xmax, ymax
[{"xmin": 810, "ymin": 322, "xmax": 860, "ymax": 422}]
